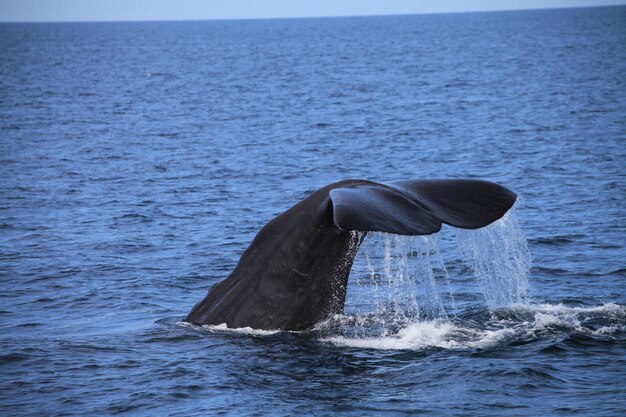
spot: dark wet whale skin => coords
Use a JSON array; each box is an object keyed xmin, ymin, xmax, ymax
[
  {"xmin": 185, "ymin": 179, "xmax": 516, "ymax": 330},
  {"xmin": 185, "ymin": 180, "xmax": 365, "ymax": 331}
]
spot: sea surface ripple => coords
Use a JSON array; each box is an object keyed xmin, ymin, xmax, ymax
[{"xmin": 1, "ymin": 6, "xmax": 625, "ymax": 416}]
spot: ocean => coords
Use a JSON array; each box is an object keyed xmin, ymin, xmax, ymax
[{"xmin": 1, "ymin": 6, "xmax": 625, "ymax": 416}]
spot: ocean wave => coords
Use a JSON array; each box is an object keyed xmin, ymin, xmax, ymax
[
  {"xmin": 324, "ymin": 320, "xmax": 516, "ymax": 350},
  {"xmin": 176, "ymin": 302, "xmax": 625, "ymax": 349},
  {"xmin": 321, "ymin": 302, "xmax": 625, "ymax": 350}
]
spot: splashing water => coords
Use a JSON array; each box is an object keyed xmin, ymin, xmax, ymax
[
  {"xmin": 347, "ymin": 232, "xmax": 453, "ymax": 322},
  {"xmin": 322, "ymin": 207, "xmax": 623, "ymax": 351},
  {"xmin": 324, "ymin": 303, "xmax": 625, "ymax": 350},
  {"xmin": 335, "ymin": 206, "xmax": 532, "ymax": 341},
  {"xmin": 455, "ymin": 208, "xmax": 531, "ymax": 309}
]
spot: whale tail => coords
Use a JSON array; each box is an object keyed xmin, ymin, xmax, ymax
[
  {"xmin": 186, "ymin": 178, "xmax": 518, "ymax": 331},
  {"xmin": 330, "ymin": 179, "xmax": 517, "ymax": 236}
]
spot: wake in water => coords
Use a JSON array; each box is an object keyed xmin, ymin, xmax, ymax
[
  {"xmin": 322, "ymin": 302, "xmax": 625, "ymax": 350},
  {"xmin": 316, "ymin": 208, "xmax": 625, "ymax": 349}
]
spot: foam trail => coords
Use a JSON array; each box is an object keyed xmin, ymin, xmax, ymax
[
  {"xmin": 324, "ymin": 303, "xmax": 625, "ymax": 350},
  {"xmin": 177, "ymin": 322, "xmax": 282, "ymax": 336},
  {"xmin": 326, "ymin": 320, "xmax": 515, "ymax": 350}
]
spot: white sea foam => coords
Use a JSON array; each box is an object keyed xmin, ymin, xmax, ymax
[
  {"xmin": 519, "ymin": 302, "xmax": 624, "ymax": 315},
  {"xmin": 522, "ymin": 302, "xmax": 625, "ymax": 334},
  {"xmin": 177, "ymin": 321, "xmax": 282, "ymax": 336},
  {"xmin": 204, "ymin": 323, "xmax": 282, "ymax": 335},
  {"xmin": 324, "ymin": 319, "xmax": 515, "ymax": 350},
  {"xmin": 593, "ymin": 325, "xmax": 625, "ymax": 335},
  {"xmin": 323, "ymin": 302, "xmax": 625, "ymax": 350},
  {"xmin": 176, "ymin": 301, "xmax": 624, "ymax": 350}
]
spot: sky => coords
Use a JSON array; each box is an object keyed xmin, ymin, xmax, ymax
[{"xmin": 0, "ymin": 0, "xmax": 625, "ymax": 22}]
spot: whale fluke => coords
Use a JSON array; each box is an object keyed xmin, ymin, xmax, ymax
[
  {"xmin": 185, "ymin": 179, "xmax": 517, "ymax": 331},
  {"xmin": 330, "ymin": 179, "xmax": 517, "ymax": 235}
]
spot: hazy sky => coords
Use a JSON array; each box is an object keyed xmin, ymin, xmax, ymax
[{"xmin": 1, "ymin": 0, "xmax": 624, "ymax": 22}]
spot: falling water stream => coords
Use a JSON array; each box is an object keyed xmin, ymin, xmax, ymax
[
  {"xmin": 317, "ymin": 206, "xmax": 623, "ymax": 351},
  {"xmin": 455, "ymin": 209, "xmax": 531, "ymax": 309},
  {"xmin": 320, "ymin": 207, "xmax": 542, "ymax": 348},
  {"xmin": 348, "ymin": 208, "xmax": 530, "ymax": 316}
]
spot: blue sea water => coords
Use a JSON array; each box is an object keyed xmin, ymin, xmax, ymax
[{"xmin": 1, "ymin": 6, "xmax": 625, "ymax": 416}]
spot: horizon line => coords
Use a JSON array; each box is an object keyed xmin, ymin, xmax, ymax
[{"xmin": 0, "ymin": 3, "xmax": 623, "ymax": 24}]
